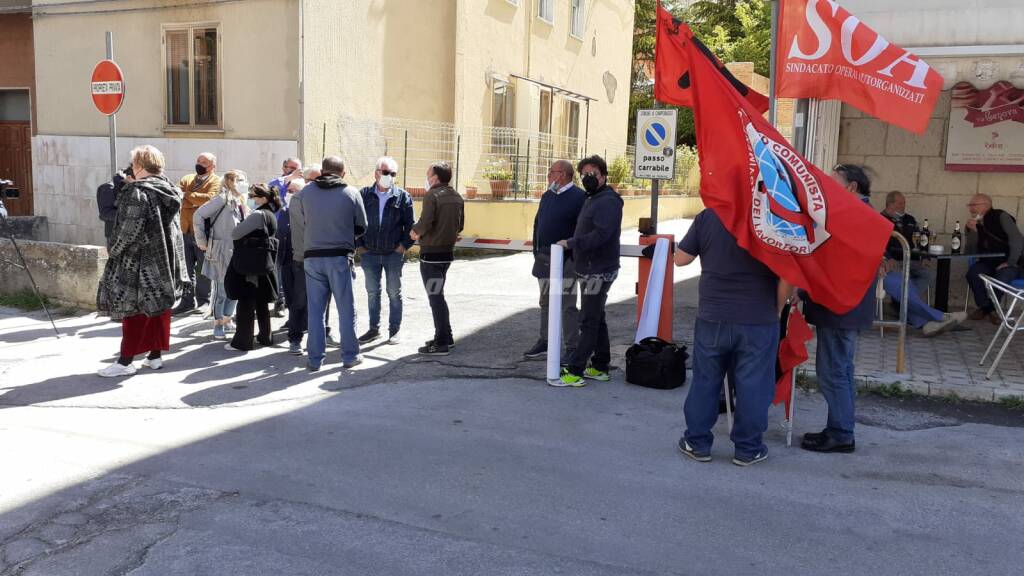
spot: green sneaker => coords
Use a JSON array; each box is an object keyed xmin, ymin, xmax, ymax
[
  {"xmin": 582, "ymin": 366, "xmax": 610, "ymax": 382},
  {"xmin": 551, "ymin": 368, "xmax": 586, "ymax": 388}
]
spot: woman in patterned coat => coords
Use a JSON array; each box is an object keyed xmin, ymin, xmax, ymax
[{"xmin": 96, "ymin": 145, "xmax": 188, "ymax": 377}]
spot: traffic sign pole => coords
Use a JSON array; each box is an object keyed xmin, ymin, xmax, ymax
[{"xmin": 106, "ymin": 31, "xmax": 117, "ymax": 179}]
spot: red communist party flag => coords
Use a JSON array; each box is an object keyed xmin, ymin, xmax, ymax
[
  {"xmin": 654, "ymin": 3, "xmax": 768, "ymax": 114},
  {"xmin": 776, "ymin": 0, "xmax": 943, "ymax": 134},
  {"xmin": 674, "ymin": 20, "xmax": 891, "ymax": 313},
  {"xmin": 774, "ymin": 307, "xmax": 813, "ymax": 414}
]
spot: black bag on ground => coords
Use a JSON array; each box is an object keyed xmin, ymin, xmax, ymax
[{"xmin": 625, "ymin": 337, "xmax": 688, "ymax": 390}]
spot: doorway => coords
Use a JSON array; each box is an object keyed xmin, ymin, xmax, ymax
[{"xmin": 0, "ymin": 89, "xmax": 32, "ymax": 216}]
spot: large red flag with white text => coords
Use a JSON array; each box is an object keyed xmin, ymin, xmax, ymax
[
  {"xmin": 659, "ymin": 14, "xmax": 891, "ymax": 313},
  {"xmin": 776, "ymin": 0, "xmax": 943, "ymax": 134}
]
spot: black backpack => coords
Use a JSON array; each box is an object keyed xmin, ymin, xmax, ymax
[{"xmin": 625, "ymin": 337, "xmax": 689, "ymax": 390}]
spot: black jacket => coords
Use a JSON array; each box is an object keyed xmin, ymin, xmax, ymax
[
  {"xmin": 567, "ymin": 184, "xmax": 622, "ymax": 275},
  {"xmin": 97, "ymin": 173, "xmax": 125, "ymax": 241}
]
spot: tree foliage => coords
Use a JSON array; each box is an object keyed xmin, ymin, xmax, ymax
[{"xmin": 629, "ymin": 0, "xmax": 772, "ymax": 146}]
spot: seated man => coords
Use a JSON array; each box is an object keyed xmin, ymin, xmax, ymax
[
  {"xmin": 880, "ymin": 191, "xmax": 964, "ymax": 335},
  {"xmin": 965, "ymin": 193, "xmax": 1023, "ymax": 323}
]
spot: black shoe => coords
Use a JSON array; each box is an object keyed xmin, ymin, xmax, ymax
[
  {"xmin": 171, "ymin": 302, "xmax": 198, "ymax": 316},
  {"xmin": 801, "ymin": 435, "xmax": 856, "ymax": 453},
  {"xmin": 418, "ymin": 343, "xmax": 450, "ymax": 356},
  {"xmin": 358, "ymin": 328, "xmax": 381, "ymax": 344},
  {"xmin": 424, "ymin": 339, "xmax": 455, "ymax": 349},
  {"xmin": 802, "ymin": 430, "xmax": 828, "ymax": 443},
  {"xmin": 523, "ymin": 340, "xmax": 547, "ymax": 359},
  {"xmin": 677, "ymin": 437, "xmax": 711, "ymax": 462}
]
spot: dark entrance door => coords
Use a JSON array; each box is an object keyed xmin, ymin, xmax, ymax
[{"xmin": 0, "ymin": 90, "xmax": 32, "ymax": 216}]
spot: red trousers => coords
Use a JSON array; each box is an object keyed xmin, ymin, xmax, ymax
[{"xmin": 120, "ymin": 310, "xmax": 171, "ymax": 358}]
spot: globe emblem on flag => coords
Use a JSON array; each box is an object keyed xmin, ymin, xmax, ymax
[{"xmin": 743, "ymin": 119, "xmax": 830, "ymax": 254}]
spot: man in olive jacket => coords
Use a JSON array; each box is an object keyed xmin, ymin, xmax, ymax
[{"xmin": 410, "ymin": 161, "xmax": 464, "ymax": 356}]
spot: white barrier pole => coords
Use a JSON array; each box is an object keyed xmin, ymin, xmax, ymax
[
  {"xmin": 546, "ymin": 244, "xmax": 564, "ymax": 383},
  {"xmin": 635, "ymin": 238, "xmax": 670, "ymax": 343}
]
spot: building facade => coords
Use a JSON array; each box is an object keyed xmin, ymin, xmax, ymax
[{"xmin": 27, "ymin": 0, "xmax": 634, "ymax": 245}]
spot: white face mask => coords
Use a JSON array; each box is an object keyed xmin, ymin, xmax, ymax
[
  {"xmin": 245, "ymin": 198, "xmax": 258, "ymax": 211},
  {"xmin": 424, "ymin": 178, "xmax": 432, "ymax": 191},
  {"xmin": 378, "ymin": 174, "xmax": 394, "ymax": 189},
  {"xmin": 548, "ymin": 181, "xmax": 558, "ymax": 192},
  {"xmin": 234, "ymin": 180, "xmax": 249, "ymax": 196}
]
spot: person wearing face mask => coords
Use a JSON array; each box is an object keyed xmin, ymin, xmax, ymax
[
  {"xmin": 268, "ymin": 157, "xmax": 303, "ymax": 317},
  {"xmin": 224, "ymin": 184, "xmax": 283, "ymax": 352},
  {"xmin": 798, "ymin": 164, "xmax": 880, "ymax": 454},
  {"xmin": 356, "ymin": 156, "xmax": 415, "ymax": 345},
  {"xmin": 554, "ymin": 155, "xmax": 622, "ymax": 387},
  {"xmin": 410, "ymin": 161, "xmax": 464, "ymax": 356},
  {"xmin": 193, "ymin": 170, "xmax": 249, "ymax": 339},
  {"xmin": 96, "ymin": 145, "xmax": 189, "ymax": 377},
  {"xmin": 879, "ymin": 190, "xmax": 964, "ymax": 336},
  {"xmin": 523, "ymin": 160, "xmax": 585, "ymax": 360},
  {"xmin": 174, "ymin": 152, "xmax": 222, "ymax": 316}
]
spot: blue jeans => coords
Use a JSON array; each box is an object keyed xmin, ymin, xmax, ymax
[
  {"xmin": 883, "ymin": 271, "xmax": 941, "ymax": 329},
  {"xmin": 211, "ymin": 276, "xmax": 236, "ymax": 321},
  {"xmin": 967, "ymin": 261, "xmax": 1019, "ymax": 312},
  {"xmin": 684, "ymin": 318, "xmax": 779, "ymax": 459},
  {"xmin": 304, "ymin": 256, "xmax": 359, "ymax": 366},
  {"xmin": 815, "ymin": 327, "xmax": 858, "ymax": 443},
  {"xmin": 361, "ymin": 251, "xmax": 404, "ymax": 334}
]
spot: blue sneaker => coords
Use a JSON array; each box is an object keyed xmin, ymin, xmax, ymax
[{"xmin": 213, "ymin": 324, "xmax": 226, "ymax": 339}]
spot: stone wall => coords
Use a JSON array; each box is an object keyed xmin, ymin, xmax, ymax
[
  {"xmin": 0, "ymin": 238, "xmax": 106, "ymax": 309},
  {"xmin": 837, "ymin": 91, "xmax": 1024, "ymax": 242},
  {"xmin": 32, "ymin": 135, "xmax": 299, "ymax": 246}
]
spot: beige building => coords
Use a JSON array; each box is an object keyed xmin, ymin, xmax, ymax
[
  {"xmin": 807, "ymin": 0, "xmax": 1024, "ymax": 238},
  {"xmin": 29, "ymin": 0, "xmax": 635, "ymax": 245}
]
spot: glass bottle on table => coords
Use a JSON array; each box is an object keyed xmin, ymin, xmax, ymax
[
  {"xmin": 918, "ymin": 219, "xmax": 930, "ymax": 250},
  {"xmin": 951, "ymin": 221, "xmax": 962, "ymax": 254}
]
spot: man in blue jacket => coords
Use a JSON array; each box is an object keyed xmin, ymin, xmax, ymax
[
  {"xmin": 524, "ymin": 160, "xmax": 585, "ymax": 360},
  {"xmin": 801, "ymin": 164, "xmax": 879, "ymax": 454},
  {"xmin": 556, "ymin": 155, "xmax": 622, "ymax": 387},
  {"xmin": 356, "ymin": 156, "xmax": 415, "ymax": 345}
]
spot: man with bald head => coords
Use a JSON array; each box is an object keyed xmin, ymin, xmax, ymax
[
  {"xmin": 523, "ymin": 159, "xmax": 586, "ymax": 359},
  {"xmin": 173, "ymin": 152, "xmax": 221, "ymax": 315},
  {"xmin": 965, "ymin": 193, "xmax": 1024, "ymax": 323},
  {"xmin": 290, "ymin": 155, "xmax": 367, "ymax": 371}
]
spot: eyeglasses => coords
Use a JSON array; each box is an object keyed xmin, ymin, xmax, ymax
[
  {"xmin": 967, "ymin": 202, "xmax": 987, "ymax": 207},
  {"xmin": 833, "ymin": 164, "xmax": 848, "ymax": 172},
  {"xmin": 378, "ymin": 169, "xmax": 397, "ymax": 177},
  {"xmin": 581, "ymin": 171, "xmax": 599, "ymax": 178}
]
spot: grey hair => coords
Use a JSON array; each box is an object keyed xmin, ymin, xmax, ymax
[
  {"xmin": 377, "ymin": 156, "xmax": 399, "ymax": 172},
  {"xmin": 198, "ymin": 152, "xmax": 217, "ymax": 165},
  {"xmin": 302, "ymin": 163, "xmax": 322, "ymax": 180},
  {"xmin": 283, "ymin": 157, "xmax": 302, "ymax": 168}
]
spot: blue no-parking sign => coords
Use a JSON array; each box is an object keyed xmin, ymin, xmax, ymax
[{"xmin": 634, "ymin": 109, "xmax": 677, "ymax": 180}]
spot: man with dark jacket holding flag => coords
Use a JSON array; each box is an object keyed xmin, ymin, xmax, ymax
[
  {"xmin": 800, "ymin": 165, "xmax": 878, "ymax": 454},
  {"xmin": 674, "ymin": 209, "xmax": 792, "ymax": 466},
  {"xmin": 556, "ymin": 155, "xmax": 622, "ymax": 388}
]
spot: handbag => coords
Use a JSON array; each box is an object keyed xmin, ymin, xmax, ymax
[
  {"xmin": 230, "ymin": 210, "xmax": 279, "ymax": 276},
  {"xmin": 625, "ymin": 337, "xmax": 689, "ymax": 390}
]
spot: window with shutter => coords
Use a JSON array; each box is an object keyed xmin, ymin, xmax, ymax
[{"xmin": 164, "ymin": 25, "xmax": 220, "ymax": 128}]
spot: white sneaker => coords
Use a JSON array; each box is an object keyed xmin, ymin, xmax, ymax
[
  {"xmin": 224, "ymin": 320, "xmax": 237, "ymax": 334},
  {"xmin": 922, "ymin": 316, "xmax": 957, "ymax": 337},
  {"xmin": 946, "ymin": 311, "xmax": 968, "ymax": 326},
  {"xmin": 224, "ymin": 343, "xmax": 247, "ymax": 352},
  {"xmin": 141, "ymin": 357, "xmax": 164, "ymax": 370},
  {"xmin": 98, "ymin": 362, "xmax": 137, "ymax": 378}
]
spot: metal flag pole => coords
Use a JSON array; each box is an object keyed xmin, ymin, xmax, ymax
[
  {"xmin": 787, "ymin": 369, "xmax": 797, "ymax": 447},
  {"xmin": 768, "ymin": 0, "xmax": 780, "ymax": 127}
]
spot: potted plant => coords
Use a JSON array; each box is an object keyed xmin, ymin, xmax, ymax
[
  {"xmin": 464, "ymin": 180, "xmax": 479, "ymax": 199},
  {"xmin": 483, "ymin": 160, "xmax": 514, "ymax": 199}
]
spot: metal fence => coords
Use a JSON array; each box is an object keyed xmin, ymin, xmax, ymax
[{"xmin": 335, "ymin": 116, "xmax": 701, "ymax": 199}]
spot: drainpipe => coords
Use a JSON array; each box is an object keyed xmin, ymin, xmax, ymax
[{"xmin": 297, "ymin": 0, "xmax": 306, "ymax": 160}]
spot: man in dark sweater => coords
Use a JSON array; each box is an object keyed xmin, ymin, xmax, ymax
[
  {"xmin": 411, "ymin": 161, "xmax": 464, "ymax": 356},
  {"xmin": 555, "ymin": 155, "xmax": 622, "ymax": 387},
  {"xmin": 965, "ymin": 193, "xmax": 1023, "ymax": 323},
  {"xmin": 524, "ymin": 160, "xmax": 586, "ymax": 360}
]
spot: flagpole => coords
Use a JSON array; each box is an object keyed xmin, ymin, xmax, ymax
[
  {"xmin": 787, "ymin": 369, "xmax": 797, "ymax": 447},
  {"xmin": 768, "ymin": 0, "xmax": 779, "ymax": 126}
]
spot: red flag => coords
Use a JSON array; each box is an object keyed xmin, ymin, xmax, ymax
[
  {"xmin": 654, "ymin": 5, "xmax": 769, "ymax": 114},
  {"xmin": 774, "ymin": 307, "xmax": 813, "ymax": 414},
  {"xmin": 670, "ymin": 21, "xmax": 892, "ymax": 313},
  {"xmin": 776, "ymin": 0, "xmax": 943, "ymax": 134}
]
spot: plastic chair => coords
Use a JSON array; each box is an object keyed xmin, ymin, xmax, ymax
[{"xmin": 978, "ymin": 274, "xmax": 1024, "ymax": 379}]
